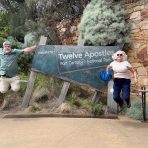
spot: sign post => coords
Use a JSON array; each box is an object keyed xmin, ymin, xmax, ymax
[
  {"xmin": 107, "ymin": 80, "xmax": 117, "ymax": 113},
  {"xmin": 58, "ymin": 82, "xmax": 70, "ymax": 105},
  {"xmin": 22, "ymin": 36, "xmax": 47, "ymax": 108}
]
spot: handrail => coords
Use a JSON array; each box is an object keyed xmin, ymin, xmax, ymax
[
  {"xmin": 132, "ymin": 89, "xmax": 148, "ymax": 92},
  {"xmin": 133, "ymin": 86, "xmax": 147, "ymax": 122}
]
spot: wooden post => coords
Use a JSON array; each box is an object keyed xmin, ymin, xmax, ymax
[
  {"xmin": 91, "ymin": 91, "xmax": 100, "ymax": 103},
  {"xmin": 58, "ymin": 82, "xmax": 70, "ymax": 105},
  {"xmin": 22, "ymin": 36, "xmax": 47, "ymax": 108},
  {"xmin": 107, "ymin": 80, "xmax": 117, "ymax": 113}
]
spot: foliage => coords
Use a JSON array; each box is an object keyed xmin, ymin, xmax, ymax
[
  {"xmin": 67, "ymin": 93, "xmax": 104, "ymax": 115},
  {"xmin": 0, "ymin": 0, "xmax": 91, "ymax": 45},
  {"xmin": 0, "ymin": 12, "xmax": 10, "ymax": 39},
  {"xmin": 78, "ymin": 0, "xmax": 131, "ymax": 46},
  {"xmin": 91, "ymin": 102, "xmax": 104, "ymax": 115},
  {"xmin": 34, "ymin": 74, "xmax": 62, "ymax": 97},
  {"xmin": 0, "ymin": 1, "xmax": 28, "ymax": 42},
  {"xmin": 25, "ymin": 0, "xmax": 90, "ymax": 21},
  {"xmin": 18, "ymin": 73, "xmax": 28, "ymax": 96},
  {"xmin": 18, "ymin": 53, "xmax": 34, "ymax": 74},
  {"xmin": 18, "ymin": 73, "xmax": 62, "ymax": 99},
  {"xmin": 24, "ymin": 32, "xmax": 38, "ymax": 47},
  {"xmin": 28, "ymin": 103, "xmax": 41, "ymax": 112},
  {"xmin": 67, "ymin": 93, "xmax": 91, "ymax": 109},
  {"xmin": 126, "ymin": 99, "xmax": 148, "ymax": 120},
  {"xmin": 0, "ymin": 0, "xmax": 21, "ymax": 12},
  {"xmin": 0, "ymin": 37, "xmax": 4, "ymax": 46}
]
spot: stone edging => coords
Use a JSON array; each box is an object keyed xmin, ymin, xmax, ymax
[{"xmin": 3, "ymin": 113, "xmax": 118, "ymax": 119}]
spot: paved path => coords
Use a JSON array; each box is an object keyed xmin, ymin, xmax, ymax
[{"xmin": 0, "ymin": 116, "xmax": 147, "ymax": 148}]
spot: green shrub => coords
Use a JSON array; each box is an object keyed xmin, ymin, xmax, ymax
[
  {"xmin": 0, "ymin": 12, "xmax": 10, "ymax": 38},
  {"xmin": 67, "ymin": 93, "xmax": 83, "ymax": 108},
  {"xmin": 33, "ymin": 74, "xmax": 62, "ymax": 99},
  {"xmin": 91, "ymin": 102, "xmax": 104, "ymax": 115},
  {"xmin": 28, "ymin": 104, "xmax": 41, "ymax": 113},
  {"xmin": 18, "ymin": 73, "xmax": 29, "ymax": 96},
  {"xmin": 18, "ymin": 53, "xmax": 33, "ymax": 74},
  {"xmin": 24, "ymin": 32, "xmax": 38, "ymax": 47},
  {"xmin": 67, "ymin": 93, "xmax": 104, "ymax": 115},
  {"xmin": 78, "ymin": 0, "xmax": 130, "ymax": 46},
  {"xmin": 0, "ymin": 37, "xmax": 4, "ymax": 46}
]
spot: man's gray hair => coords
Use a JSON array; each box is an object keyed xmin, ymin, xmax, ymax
[{"xmin": 3, "ymin": 41, "xmax": 11, "ymax": 46}]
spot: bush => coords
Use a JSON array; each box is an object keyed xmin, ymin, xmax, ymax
[
  {"xmin": 0, "ymin": 12, "xmax": 10, "ymax": 38},
  {"xmin": 24, "ymin": 32, "xmax": 38, "ymax": 47},
  {"xmin": 126, "ymin": 99, "xmax": 148, "ymax": 120},
  {"xmin": 18, "ymin": 53, "xmax": 33, "ymax": 74},
  {"xmin": 28, "ymin": 104, "xmax": 41, "ymax": 113},
  {"xmin": 78, "ymin": 0, "xmax": 131, "ymax": 46},
  {"xmin": 67, "ymin": 93, "xmax": 104, "ymax": 115},
  {"xmin": 0, "ymin": 37, "xmax": 4, "ymax": 46},
  {"xmin": 91, "ymin": 102, "xmax": 104, "ymax": 115}
]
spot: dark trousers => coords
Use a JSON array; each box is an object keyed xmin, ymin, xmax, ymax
[{"xmin": 113, "ymin": 78, "xmax": 131, "ymax": 107}]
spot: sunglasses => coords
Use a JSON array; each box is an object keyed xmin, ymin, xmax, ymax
[{"xmin": 117, "ymin": 54, "xmax": 123, "ymax": 56}]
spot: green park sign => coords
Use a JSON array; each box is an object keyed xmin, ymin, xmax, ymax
[{"xmin": 32, "ymin": 45, "xmax": 120, "ymax": 90}]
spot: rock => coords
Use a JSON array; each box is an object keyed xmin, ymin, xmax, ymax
[
  {"xmin": 130, "ymin": 11, "xmax": 141, "ymax": 20},
  {"xmin": 134, "ymin": 5, "xmax": 144, "ymax": 11},
  {"xmin": 137, "ymin": 67, "xmax": 147, "ymax": 76}
]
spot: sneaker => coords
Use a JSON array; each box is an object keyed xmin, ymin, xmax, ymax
[
  {"xmin": 126, "ymin": 102, "xmax": 131, "ymax": 108},
  {"xmin": 125, "ymin": 100, "xmax": 131, "ymax": 108}
]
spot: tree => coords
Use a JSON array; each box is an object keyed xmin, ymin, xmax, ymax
[
  {"xmin": 0, "ymin": 12, "xmax": 10, "ymax": 38},
  {"xmin": 0, "ymin": 0, "xmax": 27, "ymax": 42},
  {"xmin": 23, "ymin": 0, "xmax": 91, "ymax": 44},
  {"xmin": 0, "ymin": 0, "xmax": 24, "ymax": 12},
  {"xmin": 0, "ymin": 0, "xmax": 91, "ymax": 44},
  {"xmin": 78, "ymin": 0, "xmax": 131, "ymax": 46}
]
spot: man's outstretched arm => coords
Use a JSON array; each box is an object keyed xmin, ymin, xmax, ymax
[{"xmin": 23, "ymin": 45, "xmax": 37, "ymax": 53}]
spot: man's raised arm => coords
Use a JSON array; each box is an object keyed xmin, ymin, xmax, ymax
[{"xmin": 24, "ymin": 45, "xmax": 37, "ymax": 53}]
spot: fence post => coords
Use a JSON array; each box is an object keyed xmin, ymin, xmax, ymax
[
  {"xmin": 22, "ymin": 36, "xmax": 47, "ymax": 108},
  {"xmin": 141, "ymin": 86, "xmax": 146, "ymax": 121}
]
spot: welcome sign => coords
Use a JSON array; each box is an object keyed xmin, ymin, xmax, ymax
[{"xmin": 32, "ymin": 45, "xmax": 120, "ymax": 90}]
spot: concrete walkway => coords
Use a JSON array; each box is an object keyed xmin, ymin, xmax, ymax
[{"xmin": 0, "ymin": 116, "xmax": 147, "ymax": 148}]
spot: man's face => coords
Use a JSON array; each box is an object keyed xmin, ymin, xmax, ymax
[{"xmin": 3, "ymin": 44, "xmax": 12, "ymax": 53}]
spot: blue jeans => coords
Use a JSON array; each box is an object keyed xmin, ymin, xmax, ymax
[{"xmin": 113, "ymin": 78, "xmax": 131, "ymax": 107}]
